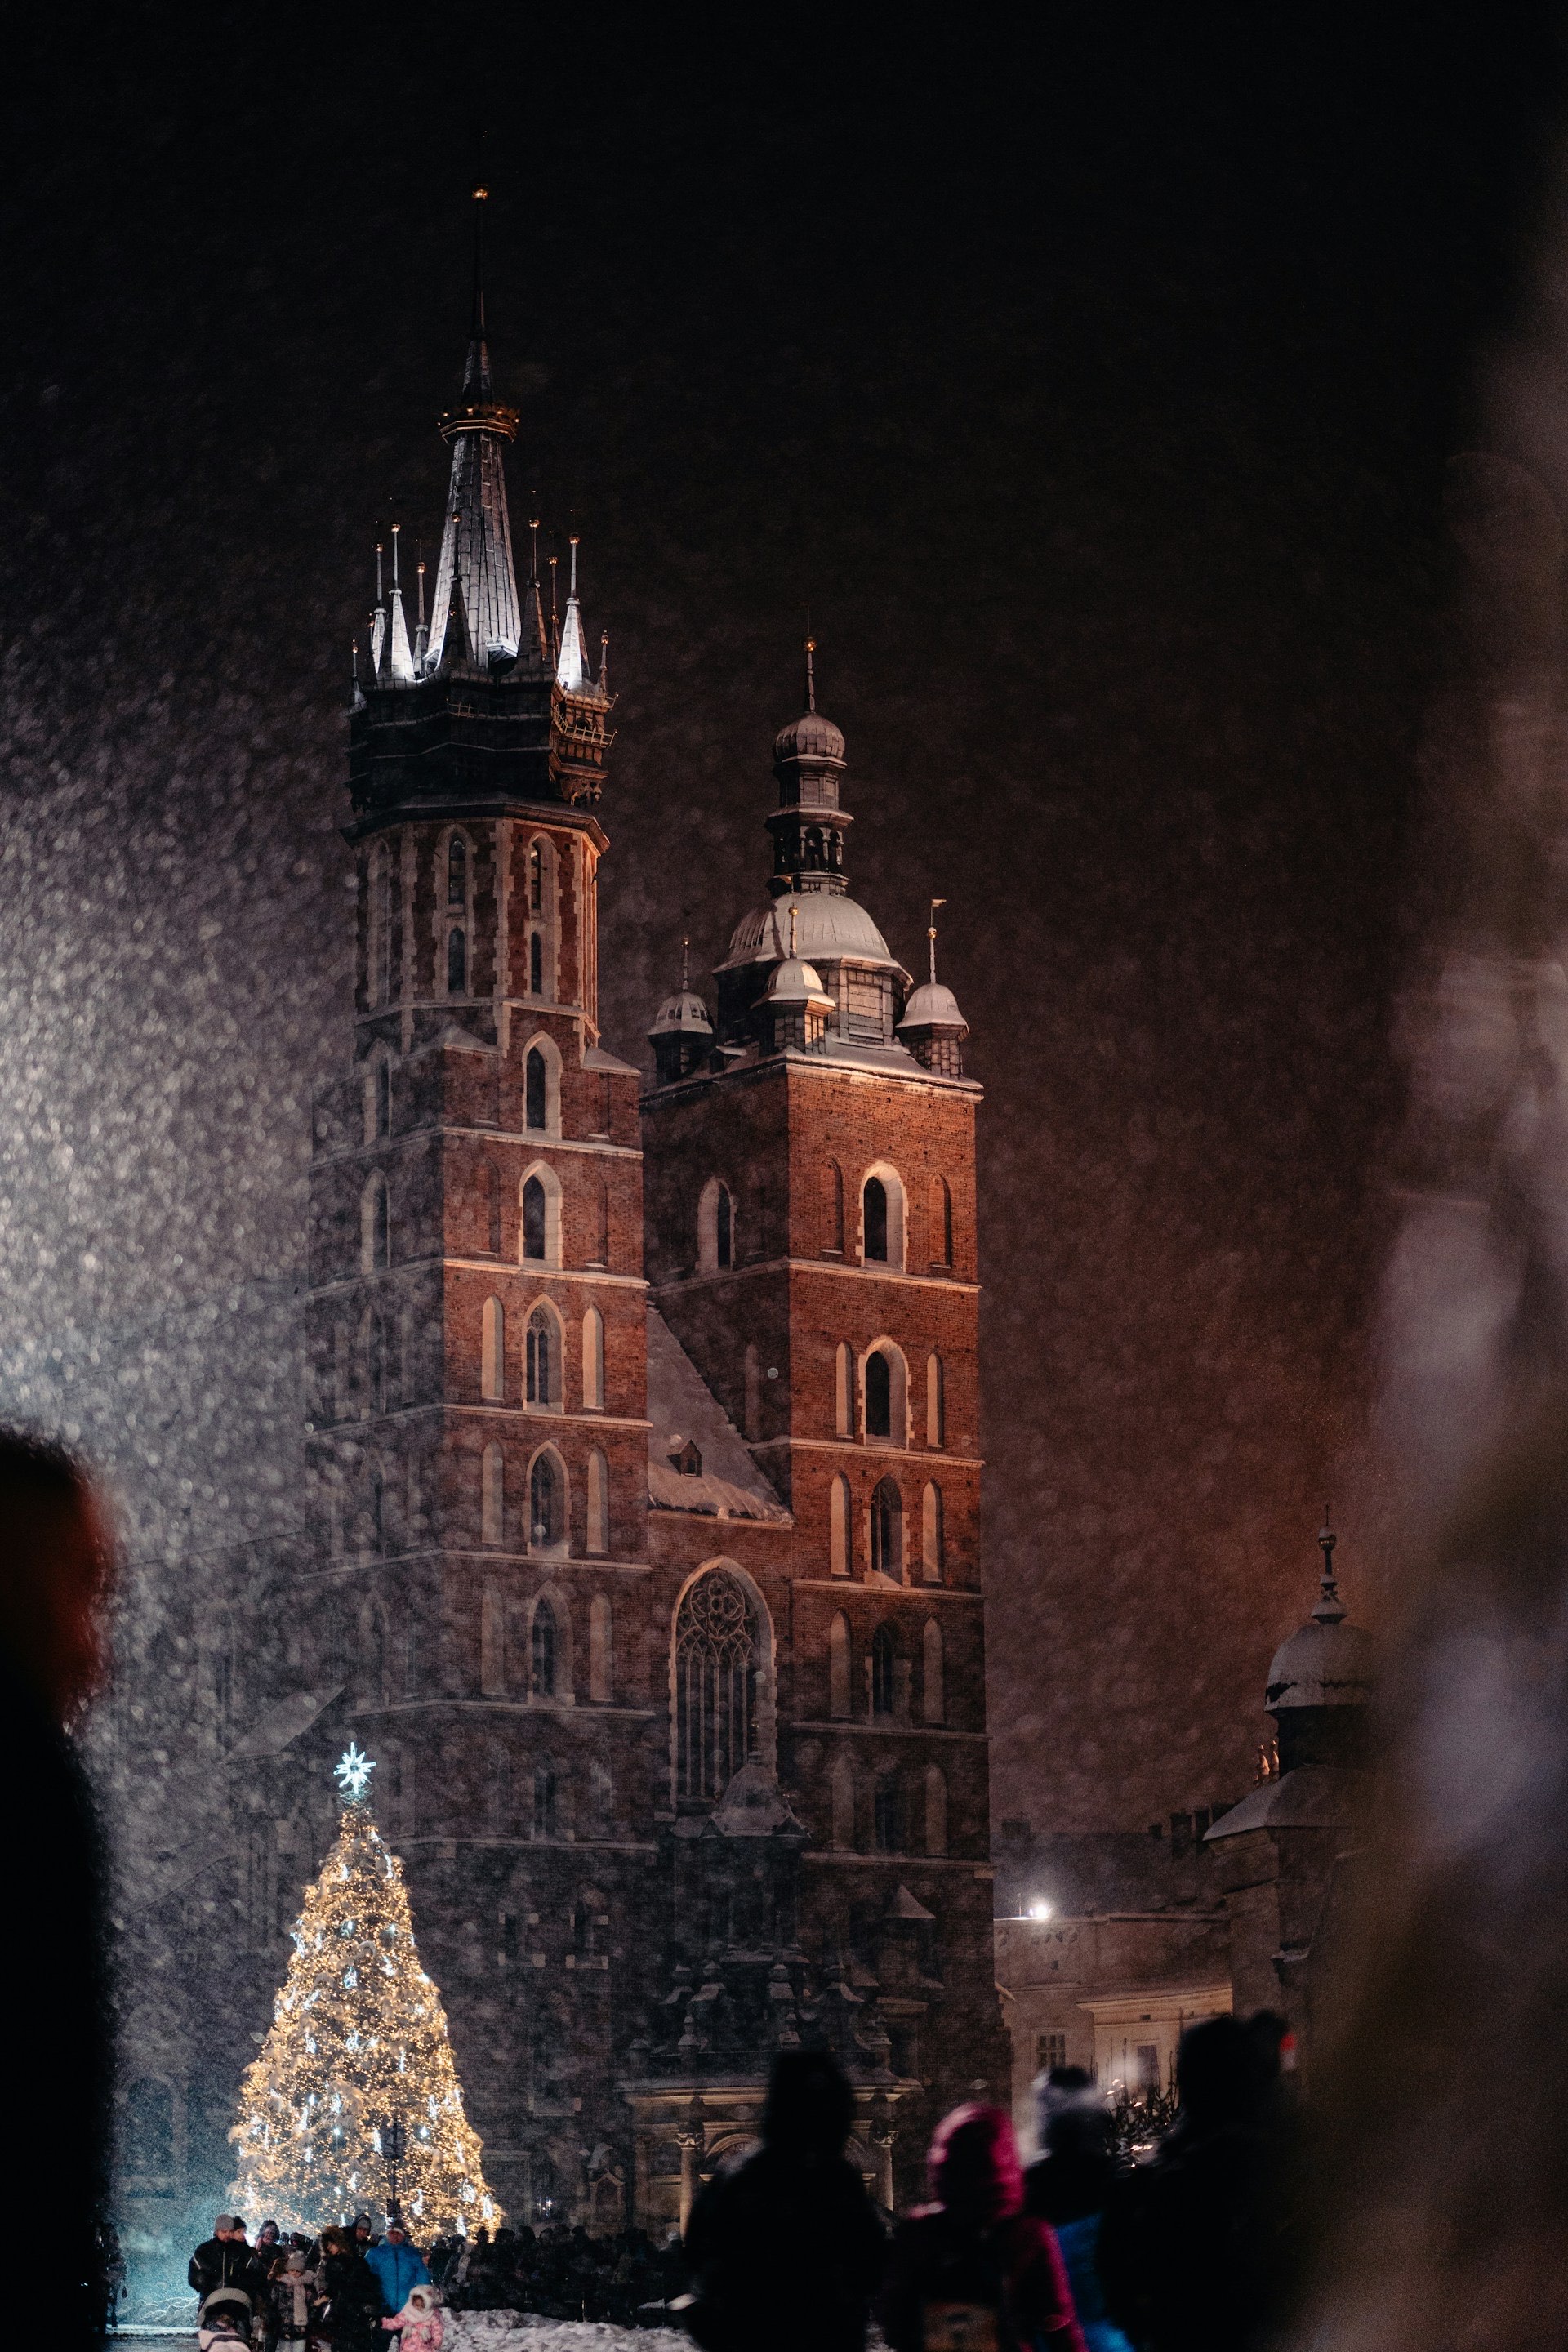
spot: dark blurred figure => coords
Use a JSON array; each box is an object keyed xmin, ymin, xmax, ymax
[
  {"xmin": 1025, "ymin": 2069, "xmax": 1130, "ymax": 2352},
  {"xmin": 314, "ymin": 2225, "xmax": 384, "ymax": 2352},
  {"xmin": 883, "ymin": 2103, "xmax": 1086, "ymax": 2352},
  {"xmin": 190, "ymin": 2217, "xmax": 266, "ymax": 2307},
  {"xmin": 1098, "ymin": 2014, "xmax": 1291, "ymax": 2352},
  {"xmin": 0, "ymin": 1432, "xmax": 115, "ymax": 2352},
  {"xmin": 684, "ymin": 2049, "xmax": 887, "ymax": 2352}
]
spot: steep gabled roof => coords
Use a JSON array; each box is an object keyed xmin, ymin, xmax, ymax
[{"xmin": 645, "ymin": 1307, "xmax": 791, "ymax": 1526}]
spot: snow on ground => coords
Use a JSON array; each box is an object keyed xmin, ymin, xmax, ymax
[{"xmin": 447, "ymin": 2315, "xmax": 688, "ymax": 2352}]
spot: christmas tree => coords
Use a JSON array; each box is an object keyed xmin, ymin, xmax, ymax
[{"xmin": 230, "ymin": 1745, "xmax": 501, "ymax": 2234}]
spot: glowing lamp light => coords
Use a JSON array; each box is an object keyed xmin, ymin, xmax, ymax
[{"xmin": 1028, "ymin": 1899, "xmax": 1054, "ymax": 1921}]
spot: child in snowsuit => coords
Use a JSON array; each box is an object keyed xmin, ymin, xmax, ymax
[
  {"xmin": 382, "ymin": 2283, "xmax": 442, "ymax": 2352},
  {"xmin": 270, "ymin": 2252, "xmax": 315, "ymax": 2352}
]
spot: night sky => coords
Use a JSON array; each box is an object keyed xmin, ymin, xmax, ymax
[{"xmin": 0, "ymin": 9, "xmax": 1560, "ymax": 1830}]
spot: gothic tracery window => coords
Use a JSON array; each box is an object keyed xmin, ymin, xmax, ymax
[
  {"xmin": 675, "ymin": 1570, "xmax": 760, "ymax": 1802},
  {"xmin": 523, "ymin": 1176, "xmax": 546, "ymax": 1262},
  {"xmin": 527, "ymin": 1305, "xmax": 555, "ymax": 1406},
  {"xmin": 532, "ymin": 1599, "xmax": 558, "ymax": 1699},
  {"xmin": 447, "ymin": 926, "xmax": 467, "ymax": 995},
  {"xmin": 872, "ymin": 1477, "xmax": 903, "ymax": 1579},
  {"xmin": 862, "ymin": 1176, "xmax": 889, "ymax": 1263},
  {"xmin": 865, "ymin": 1348, "xmax": 893, "ymax": 1440}
]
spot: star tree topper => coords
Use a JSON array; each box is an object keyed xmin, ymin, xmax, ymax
[{"xmin": 336, "ymin": 1743, "xmax": 375, "ymax": 1802}]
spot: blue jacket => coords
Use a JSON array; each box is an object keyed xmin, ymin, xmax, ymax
[{"xmin": 365, "ymin": 2241, "xmax": 430, "ymax": 2314}]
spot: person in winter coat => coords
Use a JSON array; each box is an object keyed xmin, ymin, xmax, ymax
[
  {"xmin": 683, "ymin": 2047, "xmax": 889, "ymax": 2352},
  {"xmin": 191, "ymin": 2220, "xmax": 268, "ymax": 2310},
  {"xmin": 1023, "ymin": 2071, "xmax": 1129, "ymax": 2352},
  {"xmin": 366, "ymin": 2226, "xmax": 430, "ymax": 2317},
  {"xmin": 314, "ymin": 2228, "xmax": 385, "ymax": 2352},
  {"xmin": 381, "ymin": 2283, "xmax": 441, "ymax": 2352},
  {"xmin": 0, "ymin": 1432, "xmax": 117, "ymax": 2352},
  {"xmin": 270, "ymin": 2252, "xmax": 316, "ymax": 2351},
  {"xmin": 1096, "ymin": 2014, "xmax": 1293, "ymax": 2352},
  {"xmin": 882, "ymin": 2103, "xmax": 1087, "ymax": 2352}
]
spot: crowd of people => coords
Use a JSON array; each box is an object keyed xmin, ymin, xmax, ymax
[{"xmin": 186, "ymin": 2014, "xmax": 1296, "ymax": 2352}]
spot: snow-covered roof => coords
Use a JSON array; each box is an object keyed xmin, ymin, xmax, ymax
[{"xmin": 645, "ymin": 1308, "xmax": 791, "ymax": 1525}]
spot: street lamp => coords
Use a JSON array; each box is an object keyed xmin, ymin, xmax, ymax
[{"xmin": 382, "ymin": 2115, "xmax": 407, "ymax": 2224}]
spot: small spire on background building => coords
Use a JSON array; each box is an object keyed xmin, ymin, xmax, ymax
[
  {"xmin": 928, "ymin": 898, "xmax": 947, "ymax": 987},
  {"xmin": 804, "ymin": 635, "xmax": 817, "ymax": 713},
  {"xmin": 556, "ymin": 536, "xmax": 593, "ymax": 692},
  {"xmin": 386, "ymin": 523, "xmax": 415, "ymax": 684}
]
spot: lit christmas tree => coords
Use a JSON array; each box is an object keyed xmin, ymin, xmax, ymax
[{"xmin": 229, "ymin": 1745, "xmax": 501, "ymax": 2234}]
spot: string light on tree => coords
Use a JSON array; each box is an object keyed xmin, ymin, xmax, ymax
[{"xmin": 229, "ymin": 1748, "xmax": 500, "ymax": 2234}]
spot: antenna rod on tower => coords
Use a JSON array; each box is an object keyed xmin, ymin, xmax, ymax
[
  {"xmin": 390, "ymin": 523, "xmax": 401, "ymax": 588},
  {"xmin": 929, "ymin": 898, "xmax": 947, "ymax": 987},
  {"xmin": 804, "ymin": 635, "xmax": 817, "ymax": 714},
  {"xmin": 470, "ymin": 136, "xmax": 488, "ymax": 340}
]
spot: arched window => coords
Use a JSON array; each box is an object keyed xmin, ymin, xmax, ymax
[
  {"xmin": 922, "ymin": 1482, "xmax": 944, "ymax": 1583},
  {"xmin": 523, "ymin": 1176, "xmax": 546, "ymax": 1261},
  {"xmin": 533, "ymin": 1759, "xmax": 559, "ymax": 1839},
  {"xmin": 529, "ymin": 840, "xmax": 544, "ymax": 913},
  {"xmin": 529, "ymin": 931, "xmax": 544, "ymax": 996},
  {"xmin": 873, "ymin": 1769, "xmax": 903, "ymax": 1853},
  {"xmin": 448, "ymin": 834, "xmax": 468, "ymax": 908},
  {"xmin": 924, "ymin": 1764, "xmax": 948, "ymax": 1855},
  {"xmin": 835, "ymin": 1343, "xmax": 853, "ymax": 1437},
  {"xmin": 582, "ymin": 1306, "xmax": 604, "ymax": 1410},
  {"xmin": 367, "ymin": 844, "xmax": 390, "ymax": 1009},
  {"xmin": 871, "ymin": 1478, "xmax": 903, "ymax": 1580},
  {"xmin": 481, "ymin": 1297, "xmax": 505, "ymax": 1401},
  {"xmin": 745, "ymin": 1343, "xmax": 762, "ymax": 1438},
  {"xmin": 532, "ymin": 1599, "xmax": 558, "ymax": 1699},
  {"xmin": 824, "ymin": 1160, "xmax": 844, "ymax": 1254},
  {"xmin": 480, "ymin": 1160, "xmax": 502, "ymax": 1254},
  {"xmin": 829, "ymin": 1612, "xmax": 852, "ymax": 1718},
  {"xmin": 526, "ymin": 1047, "xmax": 547, "ymax": 1130},
  {"xmin": 362, "ymin": 1173, "xmax": 390, "ymax": 1274},
  {"xmin": 481, "ymin": 1584, "xmax": 505, "ymax": 1695},
  {"xmin": 860, "ymin": 1165, "xmax": 906, "ymax": 1269},
  {"xmin": 368, "ymin": 1463, "xmax": 386, "ymax": 1555},
  {"xmin": 675, "ymin": 1570, "xmax": 760, "ymax": 1802},
  {"xmin": 364, "ymin": 1051, "xmax": 391, "ymax": 1143},
  {"xmin": 481, "ymin": 1442, "xmax": 504, "ymax": 1545},
  {"xmin": 364, "ymin": 1312, "xmax": 386, "ymax": 1416},
  {"xmin": 923, "ymin": 1618, "xmax": 946, "ymax": 1724},
  {"xmin": 526, "ymin": 1304, "xmax": 559, "ymax": 1408},
  {"xmin": 520, "ymin": 1165, "xmax": 562, "ymax": 1264},
  {"xmin": 829, "ymin": 1472, "xmax": 852, "ymax": 1578},
  {"xmin": 447, "ymin": 926, "xmax": 468, "ymax": 996},
  {"xmin": 698, "ymin": 1178, "xmax": 735, "ymax": 1274},
  {"xmin": 590, "ymin": 1592, "xmax": 612, "ymax": 1702},
  {"xmin": 865, "ymin": 1349, "xmax": 892, "ymax": 1440},
  {"xmin": 932, "ymin": 1175, "xmax": 954, "ymax": 1267},
  {"xmin": 831, "ymin": 1755, "xmax": 856, "ymax": 1850},
  {"xmin": 530, "ymin": 1450, "xmax": 564, "ymax": 1549},
  {"xmin": 926, "ymin": 1354, "xmax": 946, "ymax": 1449},
  {"xmin": 589, "ymin": 1762, "xmax": 612, "ymax": 1837},
  {"xmin": 871, "ymin": 1624, "xmax": 897, "ymax": 1717},
  {"xmin": 862, "ymin": 1176, "xmax": 889, "ymax": 1263},
  {"xmin": 586, "ymin": 1447, "xmax": 610, "ymax": 1555}
]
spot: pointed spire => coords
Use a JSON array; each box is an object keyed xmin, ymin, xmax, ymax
[
  {"xmin": 518, "ymin": 513, "xmax": 548, "ymax": 663},
  {"xmin": 413, "ymin": 546, "xmax": 429, "ymax": 668},
  {"xmin": 425, "ymin": 182, "xmax": 522, "ymax": 673},
  {"xmin": 555, "ymin": 534, "xmax": 595, "ymax": 692},
  {"xmin": 385, "ymin": 523, "xmax": 416, "ymax": 684},
  {"xmin": 804, "ymin": 634, "xmax": 817, "ymax": 713},
  {"xmin": 599, "ymin": 629, "xmax": 610, "ymax": 693},
  {"xmin": 351, "ymin": 637, "xmax": 363, "ymax": 710},
  {"xmin": 680, "ymin": 937, "xmax": 691, "ymax": 990},
  {"xmin": 548, "ymin": 550, "xmax": 559, "ymax": 662},
  {"xmin": 370, "ymin": 542, "xmax": 387, "ymax": 676},
  {"xmin": 928, "ymin": 898, "xmax": 947, "ymax": 987}
]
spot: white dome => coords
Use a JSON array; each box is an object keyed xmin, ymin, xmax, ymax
[
  {"xmin": 722, "ymin": 891, "xmax": 893, "ymax": 970},
  {"xmin": 1265, "ymin": 1616, "xmax": 1376, "ymax": 1713},
  {"xmin": 765, "ymin": 955, "xmax": 833, "ymax": 1009},
  {"xmin": 898, "ymin": 980, "xmax": 967, "ymax": 1032},
  {"xmin": 773, "ymin": 709, "xmax": 845, "ymax": 764},
  {"xmin": 648, "ymin": 987, "xmax": 713, "ymax": 1036}
]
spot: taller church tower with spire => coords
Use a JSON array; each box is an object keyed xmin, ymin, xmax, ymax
[{"xmin": 269, "ymin": 191, "xmax": 1004, "ymax": 2235}]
